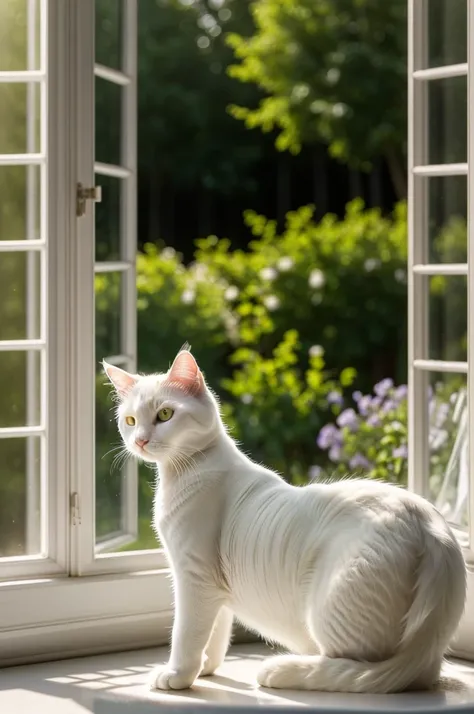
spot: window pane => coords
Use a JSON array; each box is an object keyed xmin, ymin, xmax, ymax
[
  {"xmin": 95, "ymin": 0, "xmax": 123, "ymax": 69},
  {"xmin": 427, "ymin": 0, "xmax": 467, "ymax": 68},
  {"xmin": 95, "ymin": 175, "xmax": 121, "ymax": 262},
  {"xmin": 0, "ymin": 166, "xmax": 41, "ymax": 241},
  {"xmin": 0, "ymin": 252, "xmax": 40, "ymax": 340},
  {"xmin": 0, "ymin": 83, "xmax": 41, "ymax": 154},
  {"xmin": 0, "ymin": 0, "xmax": 41, "ymax": 71},
  {"xmin": 95, "ymin": 271, "xmax": 122, "ymax": 358},
  {"xmin": 426, "ymin": 176, "xmax": 467, "ymax": 263},
  {"xmin": 428, "ymin": 275, "xmax": 466, "ymax": 362},
  {"xmin": 95, "ymin": 77, "xmax": 122, "ymax": 166},
  {"xmin": 427, "ymin": 372, "xmax": 467, "ymax": 532},
  {"xmin": 428, "ymin": 77, "xmax": 467, "ymax": 164},
  {"xmin": 0, "ymin": 351, "xmax": 40, "ymax": 428},
  {"xmin": 95, "ymin": 374, "xmax": 125, "ymax": 541},
  {"xmin": 0, "ymin": 437, "xmax": 41, "ymax": 557},
  {"xmin": 95, "ymin": 373, "xmax": 158, "ymax": 552}
]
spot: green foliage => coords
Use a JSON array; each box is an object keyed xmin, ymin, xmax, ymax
[
  {"xmin": 195, "ymin": 199, "xmax": 408, "ymax": 388},
  {"xmin": 227, "ymin": 0, "xmax": 407, "ymax": 174},
  {"xmin": 222, "ymin": 330, "xmax": 354, "ymax": 481}
]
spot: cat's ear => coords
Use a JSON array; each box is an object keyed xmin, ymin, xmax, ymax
[
  {"xmin": 103, "ymin": 361, "xmax": 137, "ymax": 397},
  {"xmin": 166, "ymin": 349, "xmax": 204, "ymax": 396}
]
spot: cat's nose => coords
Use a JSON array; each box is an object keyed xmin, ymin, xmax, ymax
[{"xmin": 135, "ymin": 438, "xmax": 149, "ymax": 449}]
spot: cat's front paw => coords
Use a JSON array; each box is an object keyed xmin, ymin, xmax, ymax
[{"xmin": 148, "ymin": 665, "xmax": 196, "ymax": 691}]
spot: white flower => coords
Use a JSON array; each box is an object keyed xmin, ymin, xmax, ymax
[
  {"xmin": 161, "ymin": 247, "xmax": 176, "ymax": 260},
  {"xmin": 309, "ymin": 344, "xmax": 324, "ymax": 358},
  {"xmin": 395, "ymin": 268, "xmax": 406, "ymax": 283},
  {"xmin": 224, "ymin": 285, "xmax": 239, "ymax": 301},
  {"xmin": 241, "ymin": 393, "xmax": 253, "ymax": 405},
  {"xmin": 308, "ymin": 268, "xmax": 325, "ymax": 289},
  {"xmin": 181, "ymin": 289, "xmax": 195, "ymax": 304},
  {"xmin": 364, "ymin": 258, "xmax": 381, "ymax": 272},
  {"xmin": 263, "ymin": 295, "xmax": 280, "ymax": 311},
  {"xmin": 277, "ymin": 256, "xmax": 294, "ymax": 272},
  {"xmin": 326, "ymin": 68, "xmax": 340, "ymax": 85},
  {"xmin": 260, "ymin": 267, "xmax": 277, "ymax": 281}
]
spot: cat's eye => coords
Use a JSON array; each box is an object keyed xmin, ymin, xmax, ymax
[
  {"xmin": 125, "ymin": 416, "xmax": 136, "ymax": 426},
  {"xmin": 157, "ymin": 407, "xmax": 174, "ymax": 422}
]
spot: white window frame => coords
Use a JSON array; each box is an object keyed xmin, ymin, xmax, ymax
[
  {"xmin": 408, "ymin": 0, "xmax": 474, "ymax": 658},
  {"xmin": 0, "ymin": 0, "xmax": 172, "ymax": 666}
]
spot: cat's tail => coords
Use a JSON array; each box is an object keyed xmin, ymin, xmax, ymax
[{"xmin": 258, "ymin": 521, "xmax": 467, "ymax": 693}]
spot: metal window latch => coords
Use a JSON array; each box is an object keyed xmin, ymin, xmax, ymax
[
  {"xmin": 70, "ymin": 492, "xmax": 81, "ymax": 525},
  {"xmin": 76, "ymin": 183, "xmax": 102, "ymax": 217}
]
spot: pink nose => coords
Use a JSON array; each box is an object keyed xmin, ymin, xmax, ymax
[{"xmin": 135, "ymin": 438, "xmax": 149, "ymax": 449}]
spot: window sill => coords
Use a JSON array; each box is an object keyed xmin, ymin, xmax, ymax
[
  {"xmin": 1, "ymin": 644, "xmax": 474, "ymax": 714},
  {"xmin": 1, "ymin": 563, "xmax": 473, "ymax": 667}
]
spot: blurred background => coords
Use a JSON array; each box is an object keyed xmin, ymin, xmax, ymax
[{"xmin": 0, "ymin": 0, "xmax": 468, "ymax": 554}]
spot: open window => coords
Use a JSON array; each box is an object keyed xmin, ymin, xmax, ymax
[{"xmin": 408, "ymin": 0, "xmax": 474, "ymax": 657}]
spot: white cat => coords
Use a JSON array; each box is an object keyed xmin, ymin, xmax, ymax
[{"xmin": 104, "ymin": 348, "xmax": 466, "ymax": 694}]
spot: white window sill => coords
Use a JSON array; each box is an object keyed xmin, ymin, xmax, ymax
[{"xmin": 1, "ymin": 644, "xmax": 474, "ymax": 714}]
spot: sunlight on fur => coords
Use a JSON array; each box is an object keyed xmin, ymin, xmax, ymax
[{"xmin": 104, "ymin": 346, "xmax": 467, "ymax": 694}]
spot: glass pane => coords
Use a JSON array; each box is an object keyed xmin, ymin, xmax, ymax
[
  {"xmin": 95, "ymin": 77, "xmax": 122, "ymax": 166},
  {"xmin": 0, "ymin": 166, "xmax": 41, "ymax": 241},
  {"xmin": 95, "ymin": 374, "xmax": 124, "ymax": 541},
  {"xmin": 428, "ymin": 77, "xmax": 467, "ymax": 164},
  {"xmin": 0, "ymin": 0, "xmax": 41, "ymax": 71},
  {"xmin": 96, "ymin": 0, "xmax": 122, "ymax": 69},
  {"xmin": 427, "ymin": 176, "xmax": 466, "ymax": 263},
  {"xmin": 0, "ymin": 351, "xmax": 40, "ymax": 427},
  {"xmin": 0, "ymin": 83, "xmax": 41, "ymax": 154},
  {"xmin": 428, "ymin": 276, "xmax": 466, "ymax": 362},
  {"xmin": 95, "ymin": 372, "xmax": 157, "ymax": 551},
  {"xmin": 0, "ymin": 437, "xmax": 41, "ymax": 557},
  {"xmin": 95, "ymin": 175, "xmax": 121, "ymax": 261},
  {"xmin": 95, "ymin": 271, "xmax": 121, "ymax": 358},
  {"xmin": 427, "ymin": 0, "xmax": 467, "ymax": 68},
  {"xmin": 427, "ymin": 372, "xmax": 467, "ymax": 532},
  {"xmin": 0, "ymin": 252, "xmax": 40, "ymax": 340}
]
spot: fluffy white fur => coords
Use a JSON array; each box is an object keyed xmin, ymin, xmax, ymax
[{"xmin": 104, "ymin": 348, "xmax": 467, "ymax": 694}]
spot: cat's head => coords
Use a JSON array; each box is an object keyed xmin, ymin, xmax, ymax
[{"xmin": 103, "ymin": 347, "xmax": 220, "ymax": 465}]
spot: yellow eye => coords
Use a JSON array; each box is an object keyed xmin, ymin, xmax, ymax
[
  {"xmin": 125, "ymin": 416, "xmax": 136, "ymax": 426},
  {"xmin": 157, "ymin": 407, "xmax": 174, "ymax": 422}
]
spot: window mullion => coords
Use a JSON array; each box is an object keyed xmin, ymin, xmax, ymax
[
  {"xmin": 468, "ymin": 0, "xmax": 474, "ymax": 554},
  {"xmin": 408, "ymin": 0, "xmax": 430, "ymax": 497}
]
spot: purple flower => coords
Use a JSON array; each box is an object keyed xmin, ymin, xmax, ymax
[
  {"xmin": 366, "ymin": 414, "xmax": 380, "ymax": 427},
  {"xmin": 392, "ymin": 445, "xmax": 408, "ymax": 459},
  {"xmin": 317, "ymin": 423, "xmax": 341, "ymax": 450},
  {"xmin": 374, "ymin": 378, "xmax": 394, "ymax": 398},
  {"xmin": 352, "ymin": 390, "xmax": 362, "ymax": 403},
  {"xmin": 381, "ymin": 399, "xmax": 396, "ymax": 414},
  {"xmin": 349, "ymin": 453, "xmax": 372, "ymax": 470},
  {"xmin": 336, "ymin": 408, "xmax": 359, "ymax": 430},
  {"xmin": 394, "ymin": 384, "xmax": 408, "ymax": 401},
  {"xmin": 327, "ymin": 390, "xmax": 344, "ymax": 406},
  {"xmin": 329, "ymin": 445, "xmax": 342, "ymax": 462},
  {"xmin": 357, "ymin": 395, "xmax": 372, "ymax": 416}
]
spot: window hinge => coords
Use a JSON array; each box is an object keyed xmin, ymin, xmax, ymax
[
  {"xmin": 76, "ymin": 182, "xmax": 102, "ymax": 217},
  {"xmin": 70, "ymin": 492, "xmax": 81, "ymax": 525}
]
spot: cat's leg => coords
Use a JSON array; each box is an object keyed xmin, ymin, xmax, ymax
[
  {"xmin": 149, "ymin": 581, "xmax": 223, "ymax": 691},
  {"xmin": 200, "ymin": 606, "xmax": 233, "ymax": 676}
]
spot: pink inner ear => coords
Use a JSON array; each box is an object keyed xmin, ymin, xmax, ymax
[
  {"xmin": 104, "ymin": 362, "xmax": 137, "ymax": 396},
  {"xmin": 166, "ymin": 351, "xmax": 204, "ymax": 396}
]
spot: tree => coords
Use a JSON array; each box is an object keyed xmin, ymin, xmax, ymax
[{"xmin": 227, "ymin": 0, "xmax": 408, "ymax": 198}]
